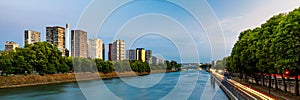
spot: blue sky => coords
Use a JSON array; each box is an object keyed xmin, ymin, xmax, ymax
[{"xmin": 0, "ymin": 0, "xmax": 299, "ymax": 63}]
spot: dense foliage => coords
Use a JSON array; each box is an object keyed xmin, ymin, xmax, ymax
[
  {"xmin": 226, "ymin": 8, "xmax": 300, "ymax": 95},
  {"xmin": 0, "ymin": 42, "xmax": 73, "ymax": 75},
  {"xmin": 0, "ymin": 42, "xmax": 179, "ymax": 76},
  {"xmin": 214, "ymin": 57, "xmax": 227, "ymax": 70},
  {"xmin": 165, "ymin": 60, "xmax": 181, "ymax": 70}
]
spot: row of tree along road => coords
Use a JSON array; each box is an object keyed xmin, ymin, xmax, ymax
[
  {"xmin": 0, "ymin": 42, "xmax": 181, "ymax": 76},
  {"xmin": 225, "ymin": 7, "xmax": 300, "ymax": 95}
]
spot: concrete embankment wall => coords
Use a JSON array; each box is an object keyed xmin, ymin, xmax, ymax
[{"xmin": 211, "ymin": 74, "xmax": 238, "ymax": 100}]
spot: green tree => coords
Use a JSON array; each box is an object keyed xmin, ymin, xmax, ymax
[
  {"xmin": 165, "ymin": 60, "xmax": 172, "ymax": 70},
  {"xmin": 0, "ymin": 53, "xmax": 14, "ymax": 74},
  {"xmin": 229, "ymin": 7, "xmax": 300, "ymax": 95}
]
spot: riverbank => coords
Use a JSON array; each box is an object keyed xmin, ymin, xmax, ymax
[{"xmin": 0, "ymin": 70, "xmax": 174, "ymax": 89}]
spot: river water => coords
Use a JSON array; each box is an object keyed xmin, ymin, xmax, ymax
[{"xmin": 0, "ymin": 70, "xmax": 228, "ymax": 100}]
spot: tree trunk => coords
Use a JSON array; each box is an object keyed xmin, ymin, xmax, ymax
[
  {"xmin": 295, "ymin": 69, "xmax": 299, "ymax": 96},
  {"xmin": 260, "ymin": 74, "xmax": 262, "ymax": 86},
  {"xmin": 268, "ymin": 73, "xmax": 271, "ymax": 95},
  {"xmin": 287, "ymin": 77, "xmax": 290, "ymax": 92},
  {"xmin": 254, "ymin": 73, "xmax": 260, "ymax": 86},
  {"xmin": 240, "ymin": 72, "xmax": 243, "ymax": 83},
  {"xmin": 246, "ymin": 75, "xmax": 249, "ymax": 83},
  {"xmin": 274, "ymin": 73, "xmax": 278, "ymax": 90},
  {"xmin": 281, "ymin": 74, "xmax": 287, "ymax": 92},
  {"xmin": 262, "ymin": 74, "xmax": 265, "ymax": 87}
]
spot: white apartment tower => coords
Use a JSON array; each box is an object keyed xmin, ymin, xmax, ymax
[
  {"xmin": 88, "ymin": 38, "xmax": 104, "ymax": 59},
  {"xmin": 112, "ymin": 40, "xmax": 125, "ymax": 61}
]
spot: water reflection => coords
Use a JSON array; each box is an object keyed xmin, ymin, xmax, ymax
[{"xmin": 0, "ymin": 71, "xmax": 227, "ymax": 100}]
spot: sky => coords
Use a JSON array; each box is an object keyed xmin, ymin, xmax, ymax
[{"xmin": 0, "ymin": 0, "xmax": 299, "ymax": 63}]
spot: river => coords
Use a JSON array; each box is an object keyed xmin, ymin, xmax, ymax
[{"xmin": 0, "ymin": 70, "xmax": 228, "ymax": 100}]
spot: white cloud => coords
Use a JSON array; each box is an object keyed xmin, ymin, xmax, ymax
[{"xmin": 220, "ymin": 1, "xmax": 300, "ymax": 34}]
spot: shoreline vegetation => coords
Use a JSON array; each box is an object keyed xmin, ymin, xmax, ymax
[
  {"xmin": 0, "ymin": 42, "xmax": 182, "ymax": 89},
  {"xmin": 0, "ymin": 70, "xmax": 174, "ymax": 89}
]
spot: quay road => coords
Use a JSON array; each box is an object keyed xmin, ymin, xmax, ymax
[{"xmin": 210, "ymin": 69, "xmax": 274, "ymax": 100}]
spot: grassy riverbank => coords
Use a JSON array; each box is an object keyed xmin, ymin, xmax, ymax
[{"xmin": 0, "ymin": 70, "xmax": 173, "ymax": 89}]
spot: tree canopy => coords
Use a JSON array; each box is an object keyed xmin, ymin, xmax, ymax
[
  {"xmin": 0, "ymin": 42, "xmax": 178, "ymax": 75},
  {"xmin": 226, "ymin": 8, "xmax": 300, "ymax": 76}
]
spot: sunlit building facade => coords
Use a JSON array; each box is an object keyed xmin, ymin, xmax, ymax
[
  {"xmin": 46, "ymin": 26, "xmax": 65, "ymax": 55},
  {"xmin": 136, "ymin": 48, "xmax": 146, "ymax": 62},
  {"xmin": 88, "ymin": 38, "xmax": 104, "ymax": 59},
  {"xmin": 24, "ymin": 30, "xmax": 40, "ymax": 45},
  {"xmin": 112, "ymin": 40, "xmax": 125, "ymax": 61},
  {"xmin": 4, "ymin": 41, "xmax": 19, "ymax": 52}
]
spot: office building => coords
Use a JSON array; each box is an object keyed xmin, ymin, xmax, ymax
[
  {"xmin": 46, "ymin": 26, "xmax": 65, "ymax": 54},
  {"xmin": 5, "ymin": 41, "xmax": 19, "ymax": 52},
  {"xmin": 112, "ymin": 40, "xmax": 125, "ymax": 61},
  {"xmin": 71, "ymin": 30, "xmax": 88, "ymax": 58},
  {"xmin": 24, "ymin": 30, "xmax": 40, "ymax": 45},
  {"xmin": 88, "ymin": 38, "xmax": 104, "ymax": 59},
  {"xmin": 126, "ymin": 49, "xmax": 136, "ymax": 60},
  {"xmin": 136, "ymin": 48, "xmax": 146, "ymax": 62}
]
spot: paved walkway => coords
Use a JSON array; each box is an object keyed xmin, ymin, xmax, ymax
[{"xmin": 232, "ymin": 77, "xmax": 300, "ymax": 100}]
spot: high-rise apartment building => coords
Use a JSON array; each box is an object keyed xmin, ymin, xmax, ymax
[
  {"xmin": 136, "ymin": 48, "xmax": 146, "ymax": 62},
  {"xmin": 108, "ymin": 43, "xmax": 112, "ymax": 61},
  {"xmin": 159, "ymin": 58, "xmax": 164, "ymax": 64},
  {"xmin": 152, "ymin": 56, "xmax": 159, "ymax": 65},
  {"xmin": 102, "ymin": 43, "xmax": 105, "ymax": 60},
  {"xmin": 46, "ymin": 26, "xmax": 65, "ymax": 54},
  {"xmin": 71, "ymin": 30, "xmax": 88, "ymax": 58},
  {"xmin": 126, "ymin": 49, "xmax": 136, "ymax": 60},
  {"xmin": 24, "ymin": 30, "xmax": 40, "ymax": 45},
  {"xmin": 112, "ymin": 40, "xmax": 125, "ymax": 61},
  {"xmin": 88, "ymin": 38, "xmax": 103, "ymax": 59},
  {"xmin": 146, "ymin": 50, "xmax": 152, "ymax": 64},
  {"xmin": 152, "ymin": 56, "xmax": 164, "ymax": 65},
  {"xmin": 5, "ymin": 41, "xmax": 19, "ymax": 52}
]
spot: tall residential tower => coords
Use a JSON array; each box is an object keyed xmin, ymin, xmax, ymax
[
  {"xmin": 146, "ymin": 50, "xmax": 152, "ymax": 64},
  {"xmin": 88, "ymin": 38, "xmax": 104, "ymax": 59},
  {"xmin": 111, "ymin": 40, "xmax": 125, "ymax": 61},
  {"xmin": 24, "ymin": 30, "xmax": 40, "ymax": 45},
  {"xmin": 108, "ymin": 43, "xmax": 112, "ymax": 61},
  {"xmin": 46, "ymin": 26, "xmax": 65, "ymax": 55},
  {"xmin": 126, "ymin": 49, "xmax": 136, "ymax": 60},
  {"xmin": 136, "ymin": 48, "xmax": 146, "ymax": 62},
  {"xmin": 71, "ymin": 30, "xmax": 88, "ymax": 58}
]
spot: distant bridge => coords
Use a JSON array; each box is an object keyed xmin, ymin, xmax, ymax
[
  {"xmin": 180, "ymin": 65, "xmax": 201, "ymax": 70},
  {"xmin": 179, "ymin": 63, "xmax": 210, "ymax": 71}
]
